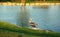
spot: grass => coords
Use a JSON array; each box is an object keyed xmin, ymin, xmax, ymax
[{"xmin": 0, "ymin": 21, "xmax": 60, "ymax": 37}]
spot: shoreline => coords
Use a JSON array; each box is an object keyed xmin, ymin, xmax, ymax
[{"xmin": 0, "ymin": 2, "xmax": 60, "ymax": 6}]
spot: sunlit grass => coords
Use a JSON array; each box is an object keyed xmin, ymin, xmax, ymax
[{"xmin": 0, "ymin": 2, "xmax": 60, "ymax": 6}]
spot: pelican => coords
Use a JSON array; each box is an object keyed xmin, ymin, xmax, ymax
[{"xmin": 29, "ymin": 18, "xmax": 37, "ymax": 27}]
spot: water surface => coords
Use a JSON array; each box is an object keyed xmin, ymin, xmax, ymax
[{"xmin": 0, "ymin": 5, "xmax": 60, "ymax": 32}]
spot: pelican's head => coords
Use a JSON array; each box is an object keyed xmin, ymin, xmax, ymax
[{"xmin": 29, "ymin": 18, "xmax": 32, "ymax": 23}]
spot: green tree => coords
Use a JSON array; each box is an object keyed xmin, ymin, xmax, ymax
[{"xmin": 0, "ymin": 0, "xmax": 12, "ymax": 2}]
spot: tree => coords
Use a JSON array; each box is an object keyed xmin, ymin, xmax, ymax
[{"xmin": 0, "ymin": 0, "xmax": 12, "ymax": 2}]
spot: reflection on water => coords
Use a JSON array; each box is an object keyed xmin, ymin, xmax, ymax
[
  {"xmin": 18, "ymin": 6, "xmax": 29, "ymax": 27},
  {"xmin": 33, "ymin": 5, "xmax": 49, "ymax": 9},
  {"xmin": 0, "ymin": 5, "xmax": 60, "ymax": 32}
]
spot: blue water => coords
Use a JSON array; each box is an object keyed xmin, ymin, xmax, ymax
[{"xmin": 0, "ymin": 5, "xmax": 60, "ymax": 33}]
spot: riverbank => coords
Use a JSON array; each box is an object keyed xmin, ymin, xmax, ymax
[
  {"xmin": 0, "ymin": 21, "xmax": 60, "ymax": 37},
  {"xmin": 0, "ymin": 2, "xmax": 60, "ymax": 6}
]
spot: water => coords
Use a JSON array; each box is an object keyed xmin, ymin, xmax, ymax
[{"xmin": 0, "ymin": 5, "xmax": 60, "ymax": 33}]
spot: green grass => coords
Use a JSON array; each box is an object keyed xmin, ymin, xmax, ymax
[{"xmin": 0, "ymin": 21, "xmax": 60, "ymax": 37}]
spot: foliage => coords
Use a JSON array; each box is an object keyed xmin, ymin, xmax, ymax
[
  {"xmin": 0, "ymin": 0, "xmax": 60, "ymax": 2},
  {"xmin": 0, "ymin": 0, "xmax": 11, "ymax": 2}
]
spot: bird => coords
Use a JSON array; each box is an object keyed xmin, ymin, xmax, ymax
[{"xmin": 29, "ymin": 18, "xmax": 37, "ymax": 27}]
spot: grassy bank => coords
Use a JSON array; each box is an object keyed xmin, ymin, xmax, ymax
[{"xmin": 0, "ymin": 21, "xmax": 60, "ymax": 37}]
